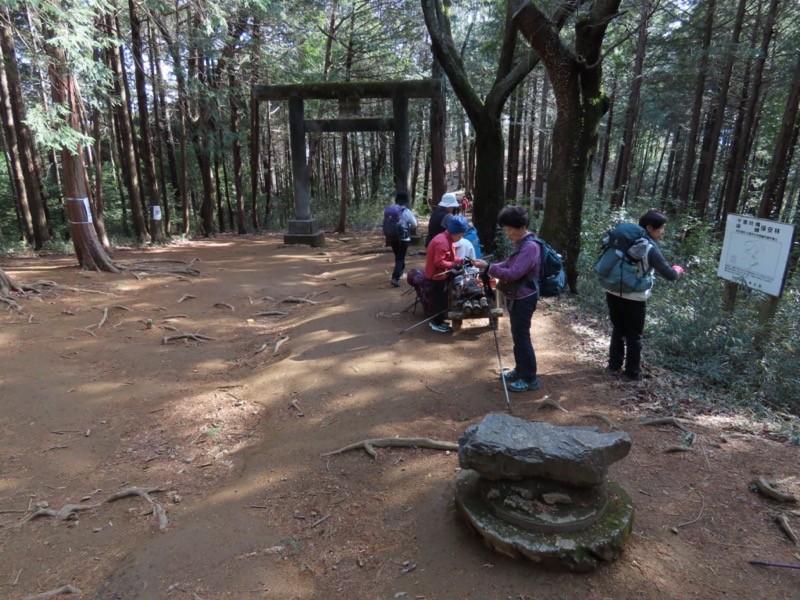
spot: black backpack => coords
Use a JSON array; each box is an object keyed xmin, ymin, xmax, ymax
[{"xmin": 382, "ymin": 204, "xmax": 405, "ymax": 239}]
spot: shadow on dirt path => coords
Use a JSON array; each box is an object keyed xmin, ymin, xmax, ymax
[{"xmin": 1, "ymin": 234, "xmax": 798, "ymax": 600}]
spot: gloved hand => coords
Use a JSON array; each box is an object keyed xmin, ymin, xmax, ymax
[
  {"xmin": 672, "ymin": 265, "xmax": 684, "ymax": 276},
  {"xmin": 462, "ymin": 257, "xmax": 472, "ymax": 267}
]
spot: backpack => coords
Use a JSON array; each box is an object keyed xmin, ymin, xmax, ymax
[
  {"xmin": 533, "ymin": 237, "xmax": 567, "ymax": 297},
  {"xmin": 507, "ymin": 235, "xmax": 567, "ymax": 298},
  {"xmin": 594, "ymin": 222, "xmax": 653, "ymax": 294},
  {"xmin": 382, "ymin": 204, "xmax": 406, "ymax": 239}
]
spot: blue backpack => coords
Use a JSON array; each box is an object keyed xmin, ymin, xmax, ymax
[
  {"xmin": 510, "ymin": 235, "xmax": 567, "ymax": 297},
  {"xmin": 382, "ymin": 204, "xmax": 405, "ymax": 239},
  {"xmin": 594, "ymin": 223, "xmax": 653, "ymax": 294}
]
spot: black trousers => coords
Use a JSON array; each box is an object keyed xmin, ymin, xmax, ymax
[
  {"xmin": 390, "ymin": 239, "xmax": 410, "ymax": 281},
  {"xmin": 429, "ymin": 279, "xmax": 449, "ymax": 325},
  {"xmin": 606, "ymin": 292, "xmax": 646, "ymax": 377}
]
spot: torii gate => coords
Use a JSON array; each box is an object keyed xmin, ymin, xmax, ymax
[{"xmin": 254, "ymin": 80, "xmax": 441, "ymax": 247}]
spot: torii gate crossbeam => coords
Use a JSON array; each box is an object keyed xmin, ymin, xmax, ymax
[{"xmin": 253, "ymin": 80, "xmax": 441, "ymax": 247}]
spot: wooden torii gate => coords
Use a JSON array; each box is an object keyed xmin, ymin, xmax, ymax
[{"xmin": 254, "ymin": 80, "xmax": 441, "ymax": 247}]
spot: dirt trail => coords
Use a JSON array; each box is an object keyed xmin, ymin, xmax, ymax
[{"xmin": 1, "ymin": 234, "xmax": 798, "ymax": 600}]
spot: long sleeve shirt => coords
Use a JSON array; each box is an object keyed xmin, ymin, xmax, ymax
[
  {"xmin": 424, "ymin": 231, "xmax": 462, "ymax": 280},
  {"xmin": 488, "ymin": 233, "xmax": 541, "ymax": 299}
]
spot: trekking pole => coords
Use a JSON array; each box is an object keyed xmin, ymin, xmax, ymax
[
  {"xmin": 488, "ymin": 305, "xmax": 512, "ymax": 413},
  {"xmin": 398, "ymin": 309, "xmax": 449, "ymax": 334},
  {"xmin": 480, "ymin": 268, "xmax": 511, "ymax": 412}
]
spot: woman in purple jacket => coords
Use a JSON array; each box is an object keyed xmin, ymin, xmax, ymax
[{"xmin": 473, "ymin": 205, "xmax": 541, "ymax": 392}]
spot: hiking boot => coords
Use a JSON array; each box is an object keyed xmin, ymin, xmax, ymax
[
  {"xmin": 620, "ymin": 371, "xmax": 643, "ymax": 382},
  {"xmin": 603, "ymin": 366, "xmax": 621, "ymax": 377},
  {"xmin": 508, "ymin": 377, "xmax": 541, "ymax": 392},
  {"xmin": 390, "ymin": 278, "xmax": 400, "ymax": 287},
  {"xmin": 429, "ymin": 322, "xmax": 453, "ymax": 333},
  {"xmin": 501, "ymin": 369, "xmax": 519, "ymax": 381}
]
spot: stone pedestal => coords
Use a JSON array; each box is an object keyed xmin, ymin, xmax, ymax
[
  {"xmin": 455, "ymin": 470, "xmax": 634, "ymax": 572},
  {"xmin": 284, "ymin": 219, "xmax": 325, "ymax": 247},
  {"xmin": 454, "ymin": 414, "xmax": 635, "ymax": 571}
]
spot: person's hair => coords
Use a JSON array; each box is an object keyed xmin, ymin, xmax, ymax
[
  {"xmin": 639, "ymin": 210, "xmax": 667, "ymax": 230},
  {"xmin": 395, "ymin": 191, "xmax": 410, "ymax": 205},
  {"xmin": 497, "ymin": 205, "xmax": 529, "ymax": 229}
]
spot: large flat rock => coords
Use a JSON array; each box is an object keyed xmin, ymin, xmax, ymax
[{"xmin": 458, "ymin": 414, "xmax": 632, "ymax": 486}]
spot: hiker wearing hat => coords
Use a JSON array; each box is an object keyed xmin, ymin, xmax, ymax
[
  {"xmin": 425, "ymin": 192, "xmax": 460, "ymax": 247},
  {"xmin": 424, "ymin": 215, "xmax": 468, "ymax": 333}
]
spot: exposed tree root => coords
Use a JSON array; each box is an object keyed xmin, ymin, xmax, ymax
[
  {"xmin": 162, "ymin": 331, "xmax": 214, "ymax": 344},
  {"xmin": 775, "ymin": 514, "xmax": 799, "ymax": 547},
  {"xmin": 24, "ymin": 584, "xmax": 81, "ymax": 599},
  {"xmin": 321, "ymin": 437, "xmax": 458, "ymax": 460},
  {"xmin": 274, "ymin": 335, "xmax": 289, "ymax": 353},
  {"xmin": 0, "ymin": 293, "xmax": 23, "ymax": 312},
  {"xmin": 18, "ymin": 486, "xmax": 168, "ymax": 531},
  {"xmin": 177, "ymin": 294, "xmax": 197, "ymax": 303},
  {"xmin": 579, "ymin": 412, "xmax": 618, "ymax": 429},
  {"xmin": 282, "ymin": 296, "xmax": 318, "ymax": 305},
  {"xmin": 640, "ymin": 416, "xmax": 692, "ymax": 433},
  {"xmin": 753, "ymin": 477, "xmax": 797, "ymax": 503},
  {"xmin": 20, "ymin": 503, "xmax": 100, "ymax": 524},
  {"xmin": 106, "ymin": 487, "xmax": 168, "ymax": 531},
  {"xmin": 535, "ymin": 397, "xmax": 568, "ymax": 412},
  {"xmin": 254, "ymin": 311, "xmax": 289, "ymax": 317},
  {"xmin": 214, "ymin": 302, "xmax": 235, "ymax": 310}
]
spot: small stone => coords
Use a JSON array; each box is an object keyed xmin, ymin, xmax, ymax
[{"xmin": 542, "ymin": 492, "xmax": 572, "ymax": 505}]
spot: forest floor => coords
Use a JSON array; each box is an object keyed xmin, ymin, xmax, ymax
[{"xmin": 0, "ymin": 232, "xmax": 799, "ymax": 600}]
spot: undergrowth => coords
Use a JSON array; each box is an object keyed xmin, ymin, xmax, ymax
[{"xmin": 573, "ymin": 202, "xmax": 799, "ymax": 440}]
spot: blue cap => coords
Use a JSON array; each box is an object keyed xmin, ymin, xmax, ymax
[{"xmin": 448, "ymin": 215, "xmax": 468, "ymax": 235}]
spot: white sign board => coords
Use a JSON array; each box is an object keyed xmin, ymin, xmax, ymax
[{"xmin": 717, "ymin": 214, "xmax": 795, "ymax": 297}]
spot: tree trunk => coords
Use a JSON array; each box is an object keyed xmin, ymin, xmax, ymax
[
  {"xmin": 677, "ymin": 0, "xmax": 715, "ymax": 207},
  {"xmin": 422, "ymin": 0, "xmax": 541, "ymax": 250},
  {"xmin": 721, "ymin": 0, "xmax": 779, "ymax": 221},
  {"xmin": 129, "ymin": 0, "xmax": 162, "ymax": 242},
  {"xmin": 515, "ymin": 0, "xmax": 621, "ymax": 292},
  {"xmin": 0, "ymin": 11, "xmax": 48, "ymax": 248},
  {"xmin": 693, "ymin": 0, "xmax": 747, "ymax": 218},
  {"xmin": 758, "ymin": 51, "xmax": 800, "ymax": 219},
  {"xmin": 429, "ymin": 58, "xmax": 447, "ymax": 203},
  {"xmin": 46, "ymin": 42, "xmax": 119, "ymax": 272},
  {"xmin": 610, "ymin": 0, "xmax": 649, "ymax": 207},
  {"xmin": 105, "ymin": 13, "xmax": 147, "ymax": 242},
  {"xmin": 0, "ymin": 38, "xmax": 34, "ymax": 244},
  {"xmin": 91, "ymin": 101, "xmax": 111, "ymax": 250},
  {"xmin": 505, "ymin": 87, "xmax": 523, "ymax": 200},
  {"xmin": 148, "ymin": 20, "xmax": 171, "ymax": 235},
  {"xmin": 597, "ymin": 71, "xmax": 616, "ymax": 197},
  {"xmin": 533, "ymin": 74, "xmax": 550, "ymax": 202}
]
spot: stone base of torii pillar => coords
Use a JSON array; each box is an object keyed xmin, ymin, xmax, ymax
[{"xmin": 284, "ymin": 219, "xmax": 325, "ymax": 247}]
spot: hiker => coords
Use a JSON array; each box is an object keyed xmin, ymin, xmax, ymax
[
  {"xmin": 472, "ymin": 205, "xmax": 541, "ymax": 392},
  {"xmin": 600, "ymin": 210, "xmax": 684, "ymax": 382},
  {"xmin": 425, "ymin": 193, "xmax": 460, "ymax": 247},
  {"xmin": 461, "ymin": 195, "xmax": 470, "ymax": 214},
  {"xmin": 424, "ymin": 215, "xmax": 468, "ymax": 333},
  {"xmin": 463, "ymin": 222, "xmax": 483, "ymax": 259},
  {"xmin": 384, "ymin": 191, "xmax": 418, "ymax": 287}
]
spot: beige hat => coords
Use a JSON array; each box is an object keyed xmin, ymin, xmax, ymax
[{"xmin": 438, "ymin": 193, "xmax": 459, "ymax": 208}]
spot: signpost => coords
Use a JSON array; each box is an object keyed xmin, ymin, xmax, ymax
[{"xmin": 717, "ymin": 214, "xmax": 796, "ymax": 297}]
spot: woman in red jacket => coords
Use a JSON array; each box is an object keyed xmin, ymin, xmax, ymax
[{"xmin": 424, "ymin": 216, "xmax": 467, "ymax": 333}]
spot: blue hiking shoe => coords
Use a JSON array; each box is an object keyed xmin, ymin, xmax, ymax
[
  {"xmin": 508, "ymin": 378, "xmax": 541, "ymax": 392},
  {"xmin": 501, "ymin": 369, "xmax": 519, "ymax": 381}
]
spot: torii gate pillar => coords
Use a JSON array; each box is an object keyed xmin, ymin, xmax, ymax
[{"xmin": 255, "ymin": 80, "xmax": 440, "ymax": 247}]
